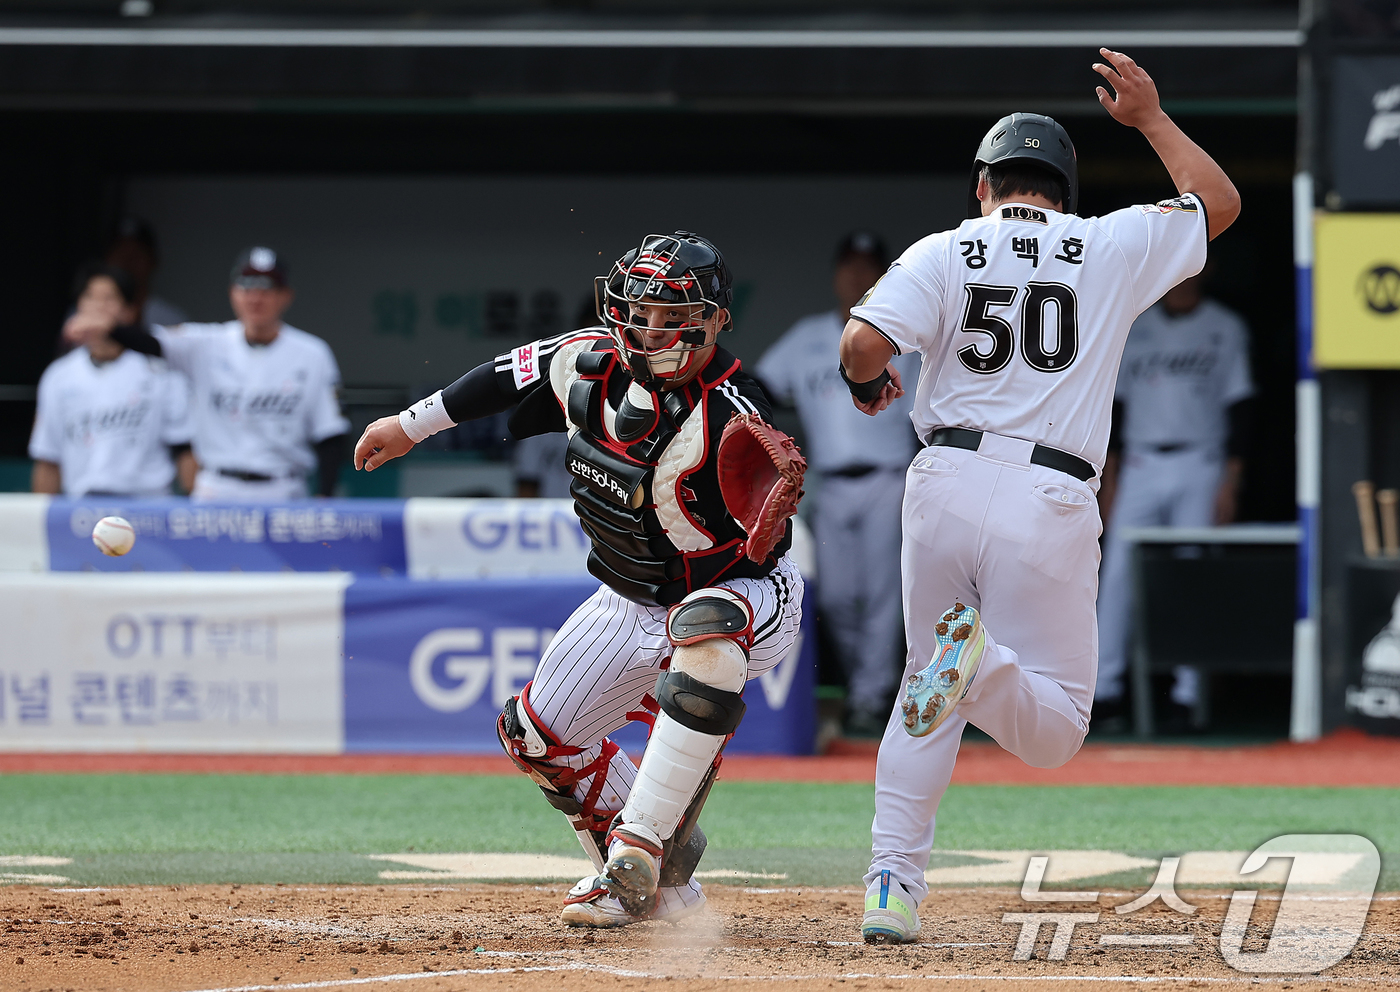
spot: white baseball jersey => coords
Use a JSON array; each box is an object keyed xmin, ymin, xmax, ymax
[
  {"xmin": 1115, "ymin": 298, "xmax": 1254, "ymax": 451},
  {"xmin": 755, "ymin": 310, "xmax": 922, "ymax": 473},
  {"xmin": 29, "ymin": 347, "xmax": 192, "ymax": 497},
  {"xmin": 850, "ymin": 196, "xmax": 1209, "ymax": 468},
  {"xmin": 153, "ymin": 321, "xmax": 349, "ymax": 477}
]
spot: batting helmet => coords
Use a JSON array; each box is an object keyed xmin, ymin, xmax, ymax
[{"xmin": 967, "ymin": 113, "xmax": 1078, "ymax": 218}]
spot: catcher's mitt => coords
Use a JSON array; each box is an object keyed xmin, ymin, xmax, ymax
[{"xmin": 716, "ymin": 412, "xmax": 807, "ymax": 563}]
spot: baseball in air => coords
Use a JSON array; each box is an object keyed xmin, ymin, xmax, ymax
[{"xmin": 91, "ymin": 516, "xmax": 136, "ymax": 557}]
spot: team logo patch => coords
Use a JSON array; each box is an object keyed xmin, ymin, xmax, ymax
[
  {"xmin": 512, "ymin": 342, "xmax": 540, "ymax": 389},
  {"xmin": 1001, "ymin": 206, "xmax": 1047, "ymax": 224},
  {"xmin": 1144, "ymin": 196, "xmax": 1199, "ymax": 214}
]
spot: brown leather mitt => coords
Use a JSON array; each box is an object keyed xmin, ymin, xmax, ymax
[{"xmin": 716, "ymin": 412, "xmax": 807, "ymax": 563}]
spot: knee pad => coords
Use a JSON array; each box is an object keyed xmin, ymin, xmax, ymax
[{"xmin": 667, "ymin": 588, "xmax": 754, "ymax": 693}]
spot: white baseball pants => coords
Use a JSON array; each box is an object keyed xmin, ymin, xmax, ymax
[
  {"xmin": 1095, "ymin": 447, "xmax": 1224, "ymax": 705},
  {"xmin": 524, "ymin": 555, "xmax": 805, "ymax": 825},
  {"xmin": 813, "ymin": 469, "xmax": 907, "ymax": 716},
  {"xmin": 867, "ymin": 437, "xmax": 1100, "ymax": 904}
]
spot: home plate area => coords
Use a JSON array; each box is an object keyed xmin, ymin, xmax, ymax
[{"xmin": 4, "ymin": 875, "xmax": 1397, "ymax": 991}]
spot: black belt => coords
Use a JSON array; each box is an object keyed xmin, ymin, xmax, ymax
[
  {"xmin": 824, "ymin": 464, "xmax": 880, "ymax": 479},
  {"xmin": 925, "ymin": 427, "xmax": 1095, "ymax": 483},
  {"xmin": 217, "ymin": 468, "xmax": 288, "ymax": 483}
]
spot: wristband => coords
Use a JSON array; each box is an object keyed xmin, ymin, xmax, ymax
[
  {"xmin": 398, "ymin": 389, "xmax": 456, "ymax": 443},
  {"xmin": 839, "ymin": 364, "xmax": 892, "ymax": 403}
]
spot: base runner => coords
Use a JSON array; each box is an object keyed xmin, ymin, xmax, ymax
[
  {"xmin": 836, "ymin": 50, "xmax": 1241, "ymax": 942},
  {"xmin": 355, "ymin": 232, "xmax": 806, "ymax": 927}
]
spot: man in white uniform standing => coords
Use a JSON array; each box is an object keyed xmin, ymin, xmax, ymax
[
  {"xmin": 65, "ymin": 247, "xmax": 350, "ymax": 502},
  {"xmin": 1095, "ymin": 269, "xmax": 1254, "ymax": 724},
  {"xmin": 836, "ymin": 50, "xmax": 1241, "ymax": 943},
  {"xmin": 756, "ymin": 232, "xmax": 921, "ymax": 735},
  {"xmin": 33, "ymin": 264, "xmax": 193, "ymax": 497}
]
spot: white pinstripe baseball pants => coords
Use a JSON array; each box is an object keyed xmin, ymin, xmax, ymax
[{"xmin": 524, "ymin": 554, "xmax": 805, "ymax": 821}]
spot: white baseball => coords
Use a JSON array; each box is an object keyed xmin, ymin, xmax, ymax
[{"xmin": 92, "ymin": 516, "xmax": 136, "ymax": 557}]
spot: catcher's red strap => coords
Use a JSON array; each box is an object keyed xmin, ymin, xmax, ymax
[{"xmin": 716, "ymin": 412, "xmax": 807, "ymax": 563}]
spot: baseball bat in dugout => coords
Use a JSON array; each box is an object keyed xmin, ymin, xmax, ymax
[
  {"xmin": 1379, "ymin": 489, "xmax": 1399, "ymax": 557},
  {"xmin": 1354, "ymin": 480, "xmax": 1381, "ymax": 559}
]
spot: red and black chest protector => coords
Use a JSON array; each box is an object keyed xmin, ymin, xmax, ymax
[{"xmin": 563, "ymin": 342, "xmax": 780, "ymax": 606}]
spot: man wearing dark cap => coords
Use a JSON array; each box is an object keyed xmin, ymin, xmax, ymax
[
  {"xmin": 754, "ymin": 232, "xmax": 921, "ymax": 736},
  {"xmin": 65, "ymin": 246, "xmax": 349, "ymax": 501}
]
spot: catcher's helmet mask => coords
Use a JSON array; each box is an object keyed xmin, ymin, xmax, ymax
[
  {"xmin": 968, "ymin": 112, "xmax": 1079, "ymax": 218},
  {"xmin": 598, "ymin": 232, "xmax": 734, "ymax": 387}
]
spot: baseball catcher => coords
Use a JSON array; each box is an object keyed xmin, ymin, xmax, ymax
[{"xmin": 355, "ymin": 232, "xmax": 806, "ymax": 928}]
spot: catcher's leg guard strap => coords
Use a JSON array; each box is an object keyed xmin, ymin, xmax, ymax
[{"xmin": 497, "ymin": 694, "xmax": 611, "ymax": 871}]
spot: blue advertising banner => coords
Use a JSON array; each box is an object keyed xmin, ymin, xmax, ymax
[
  {"xmin": 343, "ymin": 577, "xmax": 816, "ymax": 755},
  {"xmin": 46, "ymin": 499, "xmax": 407, "ymax": 574}
]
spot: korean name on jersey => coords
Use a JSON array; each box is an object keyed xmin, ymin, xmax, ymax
[{"xmin": 850, "ymin": 196, "xmax": 1209, "ymax": 470}]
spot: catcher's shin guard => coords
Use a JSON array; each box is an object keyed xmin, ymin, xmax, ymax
[
  {"xmin": 498, "ymin": 687, "xmax": 613, "ymax": 871},
  {"xmin": 604, "ymin": 589, "xmax": 751, "ymax": 913}
]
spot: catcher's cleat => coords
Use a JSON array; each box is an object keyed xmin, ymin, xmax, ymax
[
  {"xmin": 862, "ymin": 870, "xmax": 921, "ymax": 944},
  {"xmin": 561, "ymin": 875, "xmax": 707, "ymax": 928},
  {"xmin": 902, "ymin": 601, "xmax": 985, "ymax": 738},
  {"xmin": 601, "ymin": 823, "xmax": 663, "ymax": 917}
]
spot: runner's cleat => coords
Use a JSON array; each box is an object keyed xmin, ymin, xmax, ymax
[
  {"xmin": 902, "ymin": 601, "xmax": 984, "ymax": 738},
  {"xmin": 862, "ymin": 869, "xmax": 921, "ymax": 944}
]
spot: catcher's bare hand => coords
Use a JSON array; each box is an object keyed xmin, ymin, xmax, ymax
[
  {"xmin": 853, "ymin": 364, "xmax": 905, "ymax": 416},
  {"xmin": 354, "ymin": 416, "xmax": 414, "ymax": 472},
  {"xmin": 1093, "ymin": 49, "xmax": 1165, "ymax": 129}
]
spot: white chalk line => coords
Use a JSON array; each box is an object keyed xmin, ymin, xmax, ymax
[{"xmin": 169, "ymin": 961, "xmax": 1396, "ymax": 992}]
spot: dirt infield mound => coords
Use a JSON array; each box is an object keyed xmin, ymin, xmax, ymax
[{"xmin": 2, "ymin": 882, "xmax": 1395, "ymax": 991}]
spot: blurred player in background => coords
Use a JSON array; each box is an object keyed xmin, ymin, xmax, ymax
[
  {"xmin": 1093, "ymin": 264, "xmax": 1254, "ymax": 729},
  {"xmin": 31, "ymin": 263, "xmax": 194, "ymax": 497},
  {"xmin": 105, "ymin": 217, "xmax": 188, "ymax": 328},
  {"xmin": 63, "ymin": 246, "xmax": 350, "ymax": 502},
  {"xmin": 755, "ymin": 232, "xmax": 921, "ymax": 736}
]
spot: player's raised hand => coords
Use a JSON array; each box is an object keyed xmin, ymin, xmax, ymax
[
  {"xmin": 1093, "ymin": 49, "xmax": 1164, "ymax": 129},
  {"xmin": 354, "ymin": 416, "xmax": 415, "ymax": 472},
  {"xmin": 853, "ymin": 363, "xmax": 905, "ymax": 416},
  {"xmin": 61, "ymin": 310, "xmax": 116, "ymax": 347}
]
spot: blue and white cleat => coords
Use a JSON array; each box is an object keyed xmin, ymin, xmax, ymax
[
  {"xmin": 862, "ymin": 869, "xmax": 921, "ymax": 944},
  {"xmin": 901, "ymin": 601, "xmax": 985, "ymax": 737}
]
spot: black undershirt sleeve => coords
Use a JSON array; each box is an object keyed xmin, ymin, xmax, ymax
[
  {"xmin": 110, "ymin": 324, "xmax": 163, "ymax": 356},
  {"xmin": 440, "ymin": 360, "xmax": 520, "ymax": 424},
  {"xmin": 1107, "ymin": 399, "xmax": 1125, "ymax": 456},
  {"xmin": 313, "ymin": 434, "xmax": 348, "ymax": 498},
  {"xmin": 1225, "ymin": 397, "xmax": 1254, "ymax": 460}
]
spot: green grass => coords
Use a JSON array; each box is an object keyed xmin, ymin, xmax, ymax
[{"xmin": 2, "ymin": 775, "xmax": 1397, "ymax": 887}]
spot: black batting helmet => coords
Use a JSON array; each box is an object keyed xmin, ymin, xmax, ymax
[{"xmin": 968, "ymin": 113, "xmax": 1078, "ymax": 218}]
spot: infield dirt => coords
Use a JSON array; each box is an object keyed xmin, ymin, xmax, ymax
[{"xmin": 3, "ymin": 882, "xmax": 1396, "ymax": 991}]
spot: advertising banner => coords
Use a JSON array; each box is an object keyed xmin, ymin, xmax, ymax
[
  {"xmin": 344, "ymin": 577, "xmax": 817, "ymax": 755},
  {"xmin": 403, "ymin": 498, "xmax": 591, "ymax": 579},
  {"xmin": 1313, "ymin": 213, "xmax": 1400, "ymax": 368},
  {"xmin": 44, "ymin": 498, "xmax": 406, "ymax": 574},
  {"xmin": 0, "ymin": 573, "xmax": 349, "ymax": 752},
  {"xmin": 1330, "ymin": 56, "xmax": 1400, "ymax": 207}
]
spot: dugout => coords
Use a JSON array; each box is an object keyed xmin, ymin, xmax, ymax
[{"xmin": 0, "ymin": 1, "xmax": 1307, "ymax": 731}]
